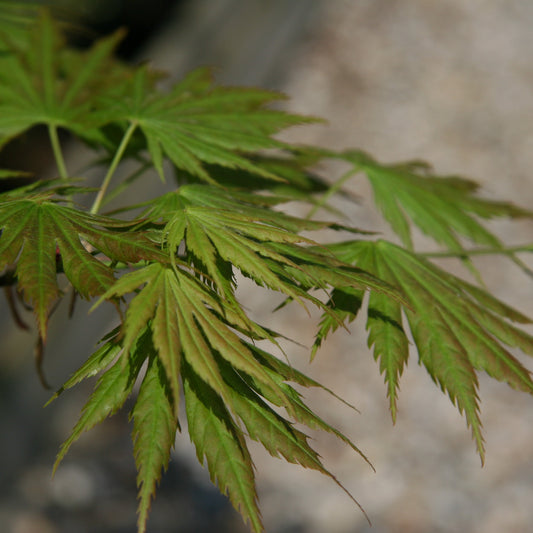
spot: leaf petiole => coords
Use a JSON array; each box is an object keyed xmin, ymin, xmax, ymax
[
  {"xmin": 306, "ymin": 168, "xmax": 358, "ymax": 219},
  {"xmin": 101, "ymin": 158, "xmax": 152, "ymax": 208},
  {"xmin": 90, "ymin": 121, "xmax": 138, "ymax": 215},
  {"xmin": 422, "ymin": 245, "xmax": 533, "ymax": 258},
  {"xmin": 48, "ymin": 124, "xmax": 68, "ymax": 179}
]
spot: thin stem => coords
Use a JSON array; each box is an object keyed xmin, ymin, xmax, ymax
[
  {"xmin": 422, "ymin": 245, "xmax": 533, "ymax": 258},
  {"xmin": 48, "ymin": 124, "xmax": 68, "ymax": 179},
  {"xmin": 101, "ymin": 159, "xmax": 151, "ymax": 208},
  {"xmin": 306, "ymin": 168, "xmax": 358, "ymax": 219},
  {"xmin": 90, "ymin": 122, "xmax": 137, "ymax": 215}
]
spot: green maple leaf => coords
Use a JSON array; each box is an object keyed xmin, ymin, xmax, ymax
[
  {"xmin": 156, "ymin": 184, "xmax": 338, "ymax": 299},
  {"xmin": 96, "ymin": 66, "xmax": 319, "ymax": 183},
  {"xmin": 88, "ymin": 258, "xmax": 372, "ymax": 531},
  {"xmin": 0, "ymin": 193, "xmax": 164, "ymax": 338},
  {"xmin": 321, "ymin": 239, "xmax": 533, "ymax": 462},
  {"xmin": 341, "ymin": 150, "xmax": 532, "ymax": 254},
  {"xmin": 0, "ymin": 11, "xmax": 125, "ymax": 147},
  {"xmin": 142, "ymin": 184, "xmax": 399, "ymax": 321},
  {"xmin": 94, "ymin": 262, "xmax": 291, "ymax": 414}
]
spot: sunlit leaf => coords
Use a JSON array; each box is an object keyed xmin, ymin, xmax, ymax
[
  {"xmin": 97, "ymin": 66, "xmax": 319, "ymax": 183},
  {"xmin": 327, "ymin": 239, "xmax": 533, "ymax": 461},
  {"xmin": 341, "ymin": 150, "xmax": 532, "ymax": 254}
]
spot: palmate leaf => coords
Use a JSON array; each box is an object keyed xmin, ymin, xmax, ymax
[
  {"xmin": 0, "ymin": 11, "xmax": 125, "ymax": 147},
  {"xmin": 142, "ymin": 184, "xmax": 398, "ymax": 320},
  {"xmin": 157, "ymin": 184, "xmax": 337, "ymax": 299},
  {"xmin": 97, "ymin": 66, "xmax": 319, "ymax": 183},
  {"xmin": 324, "ymin": 239, "xmax": 533, "ymax": 462},
  {"xmin": 94, "ymin": 262, "xmax": 291, "ymax": 415},
  {"xmin": 90, "ymin": 259, "xmax": 372, "ymax": 531},
  {"xmin": 0, "ymin": 193, "xmax": 164, "ymax": 338},
  {"xmin": 341, "ymin": 150, "xmax": 532, "ymax": 254}
]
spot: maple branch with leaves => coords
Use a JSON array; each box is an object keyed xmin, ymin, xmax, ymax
[{"xmin": 2, "ymin": 9, "xmax": 533, "ymax": 533}]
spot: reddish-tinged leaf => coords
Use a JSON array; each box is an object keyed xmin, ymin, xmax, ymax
[{"xmin": 0, "ymin": 197, "xmax": 164, "ymax": 338}]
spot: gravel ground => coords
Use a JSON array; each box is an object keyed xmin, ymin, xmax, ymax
[{"xmin": 3, "ymin": 2, "xmax": 533, "ymax": 533}]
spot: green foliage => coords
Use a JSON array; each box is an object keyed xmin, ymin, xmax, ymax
[
  {"xmin": 0, "ymin": 188, "xmax": 164, "ymax": 339},
  {"xmin": 3, "ymin": 10, "xmax": 533, "ymax": 532},
  {"xmin": 341, "ymin": 150, "xmax": 532, "ymax": 252},
  {"xmin": 0, "ymin": 12, "xmax": 124, "ymax": 150},
  {"xmin": 320, "ymin": 240, "xmax": 533, "ymax": 462}
]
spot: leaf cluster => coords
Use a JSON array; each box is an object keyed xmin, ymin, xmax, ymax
[{"xmin": 2, "ymin": 10, "xmax": 533, "ymax": 533}]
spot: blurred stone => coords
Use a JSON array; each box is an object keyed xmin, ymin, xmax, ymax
[
  {"xmin": 50, "ymin": 464, "xmax": 95, "ymax": 509},
  {"xmin": 10, "ymin": 513, "xmax": 57, "ymax": 533}
]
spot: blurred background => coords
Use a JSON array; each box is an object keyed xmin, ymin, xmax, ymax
[{"xmin": 2, "ymin": 1, "xmax": 533, "ymax": 532}]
